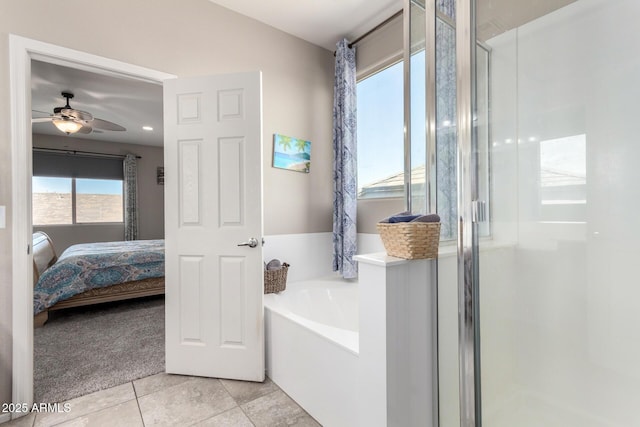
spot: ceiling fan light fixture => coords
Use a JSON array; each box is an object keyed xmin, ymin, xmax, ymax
[{"xmin": 52, "ymin": 118, "xmax": 82, "ymax": 135}]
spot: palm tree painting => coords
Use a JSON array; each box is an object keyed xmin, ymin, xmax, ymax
[{"xmin": 273, "ymin": 133, "xmax": 311, "ymax": 173}]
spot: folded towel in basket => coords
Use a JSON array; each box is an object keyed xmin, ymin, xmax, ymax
[
  {"xmin": 380, "ymin": 211, "xmax": 441, "ymax": 224},
  {"xmin": 410, "ymin": 213, "xmax": 440, "ymax": 223},
  {"xmin": 388, "ymin": 214, "xmax": 421, "ymax": 223},
  {"xmin": 266, "ymin": 259, "xmax": 282, "ymax": 270}
]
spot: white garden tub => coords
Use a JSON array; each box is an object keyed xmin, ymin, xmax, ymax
[{"xmin": 264, "ymin": 276, "xmax": 359, "ymax": 427}]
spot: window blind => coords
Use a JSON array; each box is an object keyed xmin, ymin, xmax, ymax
[
  {"xmin": 355, "ymin": 13, "xmax": 403, "ymax": 81},
  {"xmin": 33, "ymin": 151, "xmax": 124, "ymax": 180}
]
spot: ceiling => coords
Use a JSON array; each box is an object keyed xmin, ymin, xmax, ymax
[
  {"xmin": 208, "ymin": 0, "xmax": 402, "ymax": 51},
  {"xmin": 30, "ymin": 0, "xmax": 576, "ymax": 148},
  {"xmin": 477, "ymin": 0, "xmax": 576, "ymax": 41},
  {"xmin": 31, "ymin": 60, "xmax": 164, "ymax": 147},
  {"xmin": 208, "ymin": 0, "xmax": 577, "ymax": 47}
]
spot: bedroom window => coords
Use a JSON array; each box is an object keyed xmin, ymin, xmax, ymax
[
  {"xmin": 33, "ymin": 177, "xmax": 124, "ymax": 225},
  {"xmin": 32, "ymin": 177, "xmax": 72, "ymax": 225}
]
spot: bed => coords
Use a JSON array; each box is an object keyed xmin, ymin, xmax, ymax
[{"xmin": 33, "ymin": 231, "xmax": 165, "ymax": 327}]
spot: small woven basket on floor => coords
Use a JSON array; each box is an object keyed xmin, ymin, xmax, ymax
[
  {"xmin": 377, "ymin": 222, "xmax": 441, "ymax": 260},
  {"xmin": 264, "ymin": 263, "xmax": 289, "ymax": 294}
]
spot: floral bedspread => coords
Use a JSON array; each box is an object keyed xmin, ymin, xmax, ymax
[{"xmin": 34, "ymin": 239, "xmax": 165, "ymax": 314}]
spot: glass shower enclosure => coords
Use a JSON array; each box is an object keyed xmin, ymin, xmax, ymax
[
  {"xmin": 409, "ymin": 0, "xmax": 640, "ymax": 425},
  {"xmin": 476, "ymin": 0, "xmax": 640, "ymax": 425}
]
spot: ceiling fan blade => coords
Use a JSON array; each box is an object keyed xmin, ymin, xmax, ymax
[
  {"xmin": 31, "ymin": 117, "xmax": 55, "ymax": 123},
  {"xmin": 77, "ymin": 125, "xmax": 93, "ymax": 134},
  {"xmin": 90, "ymin": 118, "xmax": 126, "ymax": 131}
]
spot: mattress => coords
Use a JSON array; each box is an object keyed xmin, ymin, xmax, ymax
[{"xmin": 34, "ymin": 239, "xmax": 164, "ymax": 314}]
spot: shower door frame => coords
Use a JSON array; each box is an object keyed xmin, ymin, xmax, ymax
[
  {"xmin": 404, "ymin": 1, "xmax": 440, "ymax": 426},
  {"xmin": 405, "ymin": 0, "xmax": 482, "ymax": 425},
  {"xmin": 455, "ymin": 0, "xmax": 482, "ymax": 426}
]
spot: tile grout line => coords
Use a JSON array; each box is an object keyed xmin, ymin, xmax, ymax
[
  {"xmin": 218, "ymin": 379, "xmax": 252, "ymax": 427},
  {"xmin": 267, "ymin": 387, "xmax": 322, "ymax": 426},
  {"xmin": 237, "ymin": 404, "xmax": 257, "ymax": 427},
  {"xmin": 180, "ymin": 379, "xmax": 240, "ymax": 427},
  {"xmin": 132, "ymin": 380, "xmax": 146, "ymax": 427},
  {"xmin": 45, "ymin": 383, "xmax": 138, "ymax": 427},
  {"xmin": 217, "ymin": 378, "xmax": 264, "ymax": 427}
]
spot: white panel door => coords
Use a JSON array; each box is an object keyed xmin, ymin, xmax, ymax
[{"xmin": 164, "ymin": 72, "xmax": 264, "ymax": 381}]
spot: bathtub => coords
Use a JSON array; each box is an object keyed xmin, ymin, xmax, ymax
[{"xmin": 264, "ymin": 276, "xmax": 359, "ymax": 427}]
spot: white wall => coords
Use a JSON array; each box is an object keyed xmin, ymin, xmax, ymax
[
  {"xmin": 480, "ymin": 0, "xmax": 640, "ymax": 425},
  {"xmin": 0, "ymin": 0, "xmax": 335, "ymax": 405},
  {"xmin": 262, "ymin": 232, "xmax": 385, "ymax": 283}
]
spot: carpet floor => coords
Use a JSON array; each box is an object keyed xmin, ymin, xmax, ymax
[{"xmin": 34, "ymin": 296, "xmax": 165, "ymax": 403}]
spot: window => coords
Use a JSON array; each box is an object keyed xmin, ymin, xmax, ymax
[
  {"xmin": 32, "ymin": 177, "xmax": 72, "ymax": 225},
  {"xmin": 33, "ymin": 176, "xmax": 124, "ymax": 225},
  {"xmin": 357, "ymin": 61, "xmax": 405, "ymax": 199},
  {"xmin": 356, "ymin": 15, "xmax": 491, "ymax": 241}
]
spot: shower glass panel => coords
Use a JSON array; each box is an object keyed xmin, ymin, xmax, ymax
[{"xmin": 477, "ymin": 0, "xmax": 640, "ymax": 425}]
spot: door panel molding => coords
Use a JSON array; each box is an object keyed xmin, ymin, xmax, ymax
[{"xmin": 164, "ymin": 72, "xmax": 264, "ymax": 382}]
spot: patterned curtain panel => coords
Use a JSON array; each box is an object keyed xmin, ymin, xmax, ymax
[
  {"xmin": 436, "ymin": 12, "xmax": 458, "ymax": 240},
  {"xmin": 332, "ymin": 39, "xmax": 358, "ymax": 279},
  {"xmin": 123, "ymin": 154, "xmax": 138, "ymax": 241}
]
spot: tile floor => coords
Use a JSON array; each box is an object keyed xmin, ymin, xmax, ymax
[{"xmin": 2, "ymin": 374, "xmax": 320, "ymax": 427}]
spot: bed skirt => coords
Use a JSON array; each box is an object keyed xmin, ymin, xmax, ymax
[{"xmin": 34, "ymin": 276, "xmax": 165, "ymax": 327}]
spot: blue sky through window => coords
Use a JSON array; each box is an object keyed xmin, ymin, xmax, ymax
[
  {"xmin": 77, "ymin": 179, "xmax": 123, "ymax": 195},
  {"xmin": 357, "ymin": 54, "xmax": 427, "ymax": 193},
  {"xmin": 32, "ymin": 177, "xmax": 70, "ymax": 194},
  {"xmin": 357, "ymin": 61, "xmax": 404, "ymax": 189},
  {"xmin": 33, "ymin": 177, "xmax": 123, "ymax": 195}
]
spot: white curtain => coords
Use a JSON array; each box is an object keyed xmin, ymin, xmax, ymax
[{"xmin": 123, "ymin": 154, "xmax": 138, "ymax": 240}]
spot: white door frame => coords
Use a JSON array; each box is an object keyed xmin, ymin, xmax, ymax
[{"xmin": 9, "ymin": 34, "xmax": 175, "ymax": 410}]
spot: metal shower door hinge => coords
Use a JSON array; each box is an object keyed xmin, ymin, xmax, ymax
[{"xmin": 472, "ymin": 200, "xmax": 487, "ymax": 223}]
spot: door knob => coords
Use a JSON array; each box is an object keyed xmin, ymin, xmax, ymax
[{"xmin": 237, "ymin": 238, "xmax": 259, "ymax": 248}]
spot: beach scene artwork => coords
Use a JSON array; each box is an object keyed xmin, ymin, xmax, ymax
[{"xmin": 273, "ymin": 134, "xmax": 311, "ymax": 173}]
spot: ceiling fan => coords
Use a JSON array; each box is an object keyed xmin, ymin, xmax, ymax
[{"xmin": 32, "ymin": 91, "xmax": 126, "ymax": 135}]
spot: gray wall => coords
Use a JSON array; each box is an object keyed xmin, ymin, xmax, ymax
[
  {"xmin": 32, "ymin": 134, "xmax": 165, "ymax": 254},
  {"xmin": 357, "ymin": 198, "xmax": 404, "ymax": 234},
  {"xmin": 0, "ymin": 0, "xmax": 335, "ymax": 406}
]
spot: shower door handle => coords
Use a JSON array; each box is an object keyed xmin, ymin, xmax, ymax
[
  {"xmin": 472, "ymin": 200, "xmax": 487, "ymax": 223},
  {"xmin": 237, "ymin": 237, "xmax": 259, "ymax": 248}
]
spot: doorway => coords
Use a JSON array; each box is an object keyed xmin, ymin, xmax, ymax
[
  {"xmin": 12, "ymin": 36, "xmax": 267, "ymax": 413},
  {"xmin": 10, "ymin": 34, "xmax": 175, "ymax": 407},
  {"xmin": 30, "ymin": 58, "xmax": 167, "ymax": 403}
]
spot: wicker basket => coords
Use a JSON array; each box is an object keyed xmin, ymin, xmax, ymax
[
  {"xmin": 377, "ymin": 222, "xmax": 441, "ymax": 260},
  {"xmin": 264, "ymin": 263, "xmax": 289, "ymax": 294}
]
